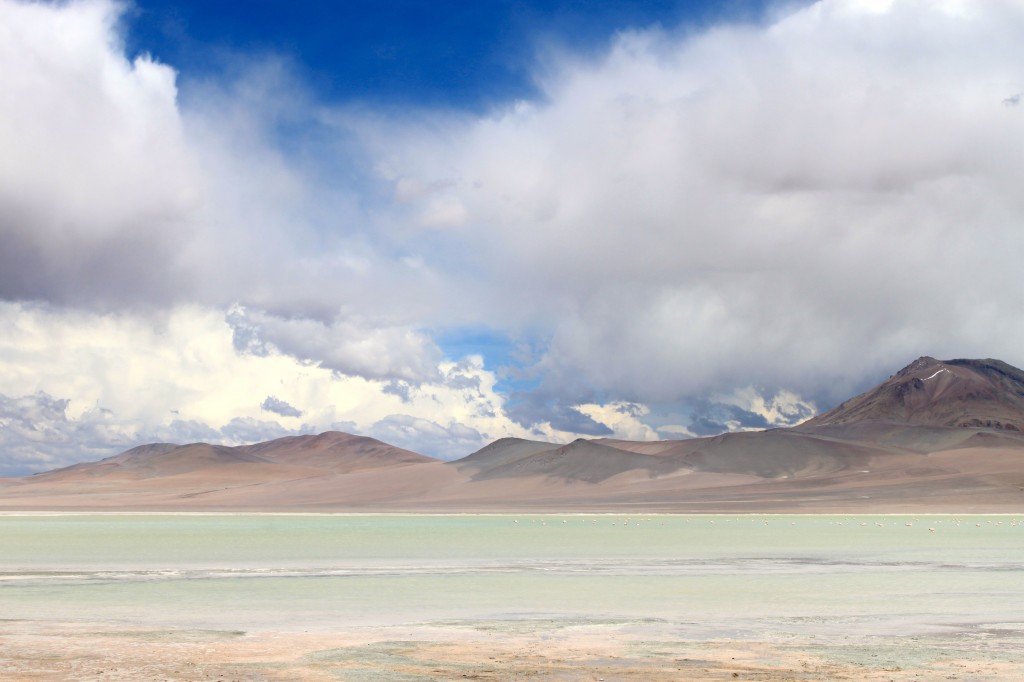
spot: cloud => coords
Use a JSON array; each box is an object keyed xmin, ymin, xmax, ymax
[
  {"xmin": 0, "ymin": 386, "xmax": 324, "ymax": 476},
  {"xmin": 0, "ymin": 302, "xmax": 640, "ymax": 470},
  {"xmin": 713, "ymin": 387, "xmax": 818, "ymax": 428},
  {"xmin": 0, "ymin": 0, "xmax": 199, "ymax": 306},
  {"xmin": 574, "ymin": 402, "xmax": 660, "ymax": 441},
  {"xmin": 381, "ymin": 381, "xmax": 413, "ymax": 403},
  {"xmin": 0, "ymin": 0, "xmax": 447, "ymax": 329},
  {"xmin": 686, "ymin": 401, "xmax": 770, "ymax": 437},
  {"xmin": 226, "ymin": 306, "xmax": 441, "ymax": 383},
  {"xmin": 144, "ymin": 417, "xmax": 307, "ymax": 450},
  {"xmin": 504, "ymin": 394, "xmax": 614, "ymax": 437},
  {"xmin": 0, "ymin": 391, "xmax": 136, "ymax": 476},
  {"xmin": 372, "ymin": 0, "xmax": 1024, "ymax": 409},
  {"xmin": 367, "ymin": 414, "xmax": 485, "ymax": 459},
  {"xmin": 5, "ymin": 0, "xmax": 1024, "ymax": 467},
  {"xmin": 261, "ymin": 396, "xmax": 303, "ymax": 418},
  {"xmin": 657, "ymin": 424, "xmax": 699, "ymax": 440},
  {"xmin": 217, "ymin": 416, "xmax": 300, "ymax": 444}
]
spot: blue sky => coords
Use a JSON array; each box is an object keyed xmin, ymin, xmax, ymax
[
  {"xmin": 124, "ymin": 1, "xmax": 773, "ymax": 110},
  {"xmin": 2, "ymin": 0, "xmax": 1024, "ymax": 474}
]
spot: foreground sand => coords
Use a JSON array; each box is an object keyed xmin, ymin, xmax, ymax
[{"xmin": 3, "ymin": 618, "xmax": 1022, "ymax": 681}]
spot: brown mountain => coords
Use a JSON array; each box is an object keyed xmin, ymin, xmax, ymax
[
  {"xmin": 242, "ymin": 431, "xmax": 434, "ymax": 472},
  {"xmin": 4, "ymin": 357, "xmax": 1024, "ymax": 512},
  {"xmin": 803, "ymin": 356, "xmax": 1024, "ymax": 431},
  {"xmin": 27, "ymin": 432, "xmax": 433, "ymax": 484},
  {"xmin": 455, "ymin": 438, "xmax": 677, "ymax": 484}
]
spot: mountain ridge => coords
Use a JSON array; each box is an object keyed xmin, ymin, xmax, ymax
[
  {"xmin": 30, "ymin": 431, "xmax": 434, "ymax": 483},
  {"xmin": 5, "ymin": 356, "xmax": 1024, "ymax": 512}
]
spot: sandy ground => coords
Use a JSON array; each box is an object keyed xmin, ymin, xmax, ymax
[{"xmin": 3, "ymin": 618, "xmax": 1023, "ymax": 681}]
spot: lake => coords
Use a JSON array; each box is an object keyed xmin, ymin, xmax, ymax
[{"xmin": 2, "ymin": 513, "xmax": 1023, "ymax": 680}]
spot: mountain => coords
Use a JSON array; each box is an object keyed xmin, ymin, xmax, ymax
[
  {"xmin": 455, "ymin": 438, "xmax": 677, "ymax": 483},
  {"xmin": 242, "ymin": 431, "xmax": 434, "ymax": 472},
  {"xmin": 803, "ymin": 356, "xmax": 1024, "ymax": 431},
  {"xmin": 451, "ymin": 437, "xmax": 560, "ymax": 472},
  {"xmin": 28, "ymin": 432, "xmax": 434, "ymax": 483},
  {"xmin": 4, "ymin": 357, "xmax": 1024, "ymax": 512}
]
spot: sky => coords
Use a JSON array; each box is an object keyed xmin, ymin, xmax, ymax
[{"xmin": 2, "ymin": 0, "xmax": 1024, "ymax": 476}]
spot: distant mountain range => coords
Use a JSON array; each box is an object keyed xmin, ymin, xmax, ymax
[{"xmin": 4, "ymin": 356, "xmax": 1024, "ymax": 512}]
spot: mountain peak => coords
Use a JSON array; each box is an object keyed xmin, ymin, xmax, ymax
[
  {"xmin": 897, "ymin": 356, "xmax": 940, "ymax": 375},
  {"xmin": 805, "ymin": 356, "xmax": 1024, "ymax": 431}
]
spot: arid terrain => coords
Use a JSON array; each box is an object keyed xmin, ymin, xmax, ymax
[
  {"xmin": 4, "ymin": 356, "xmax": 1024, "ymax": 512},
  {"xmin": 6, "ymin": 618, "xmax": 1020, "ymax": 682}
]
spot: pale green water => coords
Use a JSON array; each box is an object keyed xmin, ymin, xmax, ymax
[{"xmin": 1, "ymin": 514, "xmax": 1022, "ymax": 639}]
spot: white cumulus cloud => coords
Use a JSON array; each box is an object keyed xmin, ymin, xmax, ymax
[
  {"xmin": 0, "ymin": 303, "xmax": 655, "ymax": 473},
  {"xmin": 371, "ymin": 0, "xmax": 1024, "ymax": 407},
  {"xmin": 4, "ymin": 0, "xmax": 1024, "ymax": 470}
]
